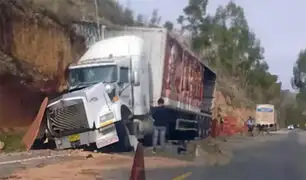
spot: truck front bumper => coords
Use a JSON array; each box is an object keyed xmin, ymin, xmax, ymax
[{"xmin": 54, "ymin": 124, "xmax": 119, "ymax": 149}]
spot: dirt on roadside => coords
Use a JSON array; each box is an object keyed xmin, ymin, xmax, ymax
[
  {"xmin": 1, "ymin": 134, "xmax": 284, "ymax": 179},
  {"xmin": 1, "ymin": 149, "xmax": 192, "ymax": 180}
]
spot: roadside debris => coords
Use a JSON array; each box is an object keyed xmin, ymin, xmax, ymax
[
  {"xmin": 5, "ymin": 151, "xmax": 191, "ymax": 180},
  {"xmin": 0, "ymin": 141, "xmax": 4, "ymax": 151},
  {"xmin": 85, "ymin": 154, "xmax": 93, "ymax": 159}
]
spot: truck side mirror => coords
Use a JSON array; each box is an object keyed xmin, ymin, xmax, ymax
[{"xmin": 132, "ymin": 70, "xmax": 140, "ymax": 86}]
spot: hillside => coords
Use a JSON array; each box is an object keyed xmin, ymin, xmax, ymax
[
  {"xmin": 0, "ymin": 0, "xmax": 75, "ymax": 128},
  {"xmin": 281, "ymin": 90, "xmax": 297, "ymax": 107}
]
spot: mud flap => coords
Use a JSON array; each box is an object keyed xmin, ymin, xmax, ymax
[{"xmin": 22, "ymin": 97, "xmax": 48, "ymax": 151}]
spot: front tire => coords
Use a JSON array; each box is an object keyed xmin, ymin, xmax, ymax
[
  {"xmin": 143, "ymin": 133, "xmax": 153, "ymax": 147},
  {"xmin": 31, "ymin": 135, "xmax": 56, "ymax": 150},
  {"xmin": 115, "ymin": 120, "xmax": 133, "ymax": 152}
]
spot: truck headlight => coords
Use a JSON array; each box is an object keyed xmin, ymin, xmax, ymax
[{"xmin": 100, "ymin": 112, "xmax": 115, "ymax": 123}]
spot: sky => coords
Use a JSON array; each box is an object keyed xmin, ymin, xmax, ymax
[{"xmin": 118, "ymin": 0, "xmax": 306, "ymax": 90}]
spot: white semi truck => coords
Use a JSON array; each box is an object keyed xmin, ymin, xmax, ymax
[{"xmin": 34, "ymin": 27, "xmax": 216, "ymax": 151}]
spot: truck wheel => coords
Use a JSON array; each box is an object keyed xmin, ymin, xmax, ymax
[
  {"xmin": 141, "ymin": 116, "xmax": 154, "ymax": 147},
  {"xmin": 143, "ymin": 133, "xmax": 153, "ymax": 147},
  {"xmin": 31, "ymin": 139, "xmax": 46, "ymax": 150},
  {"xmin": 115, "ymin": 120, "xmax": 133, "ymax": 152},
  {"xmin": 31, "ymin": 135, "xmax": 56, "ymax": 150}
]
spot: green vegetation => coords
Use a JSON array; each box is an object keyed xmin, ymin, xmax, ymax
[
  {"xmin": 288, "ymin": 49, "xmax": 306, "ymax": 127},
  {"xmin": 175, "ymin": 0, "xmax": 281, "ymax": 108},
  {"xmin": 0, "ymin": 132, "xmax": 26, "ymax": 153}
]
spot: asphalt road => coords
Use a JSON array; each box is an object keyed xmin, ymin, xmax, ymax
[
  {"xmin": 0, "ymin": 130, "xmax": 301, "ymax": 180},
  {"xmin": 146, "ymin": 130, "xmax": 306, "ymax": 180}
]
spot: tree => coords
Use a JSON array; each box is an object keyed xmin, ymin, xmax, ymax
[
  {"xmin": 178, "ymin": 0, "xmax": 211, "ymax": 49},
  {"xmin": 135, "ymin": 14, "xmax": 145, "ymax": 26},
  {"xmin": 149, "ymin": 9, "xmax": 161, "ymax": 27},
  {"xmin": 164, "ymin": 21, "xmax": 174, "ymax": 31},
  {"xmin": 122, "ymin": 8, "xmax": 134, "ymax": 25},
  {"xmin": 179, "ymin": 0, "xmax": 281, "ymax": 106},
  {"xmin": 292, "ymin": 49, "xmax": 306, "ymax": 90},
  {"xmin": 292, "ymin": 50, "xmax": 306, "ymax": 105}
]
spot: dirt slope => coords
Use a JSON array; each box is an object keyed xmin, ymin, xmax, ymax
[
  {"xmin": 212, "ymin": 90, "xmax": 255, "ymax": 135},
  {"xmin": 0, "ymin": 0, "xmax": 86, "ymax": 128}
]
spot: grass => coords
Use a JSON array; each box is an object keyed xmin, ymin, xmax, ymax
[{"xmin": 0, "ymin": 132, "xmax": 26, "ymax": 153}]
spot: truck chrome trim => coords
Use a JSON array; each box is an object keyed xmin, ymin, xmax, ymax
[{"xmin": 46, "ymin": 98, "xmax": 90, "ymax": 137}]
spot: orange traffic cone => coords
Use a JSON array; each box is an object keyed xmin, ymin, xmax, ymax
[
  {"xmin": 129, "ymin": 142, "xmax": 146, "ymax": 180},
  {"xmin": 22, "ymin": 97, "xmax": 48, "ymax": 151}
]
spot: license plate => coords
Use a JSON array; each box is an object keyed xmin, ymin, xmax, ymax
[
  {"xmin": 96, "ymin": 135, "xmax": 119, "ymax": 148},
  {"xmin": 68, "ymin": 134, "xmax": 80, "ymax": 142},
  {"xmin": 100, "ymin": 119, "xmax": 114, "ymax": 127}
]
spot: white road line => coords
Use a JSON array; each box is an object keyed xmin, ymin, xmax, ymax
[{"xmin": 0, "ymin": 154, "xmax": 68, "ymax": 166}]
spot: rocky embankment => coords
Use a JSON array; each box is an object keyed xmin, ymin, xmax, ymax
[
  {"xmin": 213, "ymin": 90, "xmax": 255, "ymax": 133},
  {"xmin": 0, "ymin": 0, "xmax": 86, "ymax": 129}
]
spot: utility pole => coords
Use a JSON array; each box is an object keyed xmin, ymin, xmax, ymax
[{"xmin": 94, "ymin": 0, "xmax": 102, "ymax": 39}]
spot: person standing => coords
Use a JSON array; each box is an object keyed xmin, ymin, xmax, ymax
[
  {"xmin": 246, "ymin": 116, "xmax": 254, "ymax": 136},
  {"xmin": 151, "ymin": 98, "xmax": 168, "ymax": 153},
  {"xmin": 218, "ymin": 114, "xmax": 224, "ymax": 133},
  {"xmin": 216, "ymin": 108, "xmax": 224, "ymax": 136}
]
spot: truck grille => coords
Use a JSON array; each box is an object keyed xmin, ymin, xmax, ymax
[{"xmin": 46, "ymin": 99, "xmax": 90, "ymax": 137}]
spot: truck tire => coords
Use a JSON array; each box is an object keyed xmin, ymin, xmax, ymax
[
  {"xmin": 31, "ymin": 135, "xmax": 56, "ymax": 150},
  {"xmin": 143, "ymin": 133, "xmax": 153, "ymax": 147},
  {"xmin": 31, "ymin": 138, "xmax": 46, "ymax": 150},
  {"xmin": 115, "ymin": 120, "xmax": 133, "ymax": 152},
  {"xmin": 140, "ymin": 116, "xmax": 154, "ymax": 146}
]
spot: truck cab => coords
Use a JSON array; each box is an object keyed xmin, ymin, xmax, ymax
[{"xmin": 75, "ymin": 35, "xmax": 151, "ymax": 115}]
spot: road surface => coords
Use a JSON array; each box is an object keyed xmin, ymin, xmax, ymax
[
  {"xmin": 0, "ymin": 130, "xmax": 301, "ymax": 180},
  {"xmin": 144, "ymin": 130, "xmax": 306, "ymax": 180}
]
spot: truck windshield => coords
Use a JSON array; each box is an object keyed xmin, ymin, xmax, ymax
[{"xmin": 69, "ymin": 65, "xmax": 117, "ymax": 88}]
